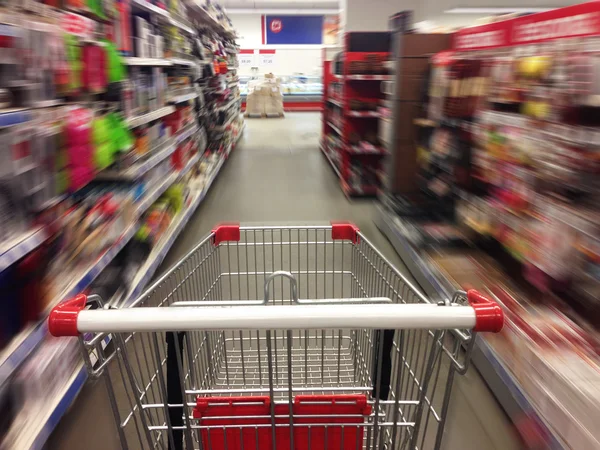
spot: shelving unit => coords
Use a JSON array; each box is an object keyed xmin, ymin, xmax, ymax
[
  {"xmin": 375, "ymin": 206, "xmax": 567, "ymax": 450},
  {"xmin": 0, "ymin": 228, "xmax": 48, "ymax": 272},
  {"xmin": 373, "ymin": 7, "xmax": 600, "ymax": 449},
  {"xmin": 0, "ymin": 0, "xmax": 244, "ymax": 447},
  {"xmin": 321, "ymin": 34, "xmax": 391, "ymax": 198}
]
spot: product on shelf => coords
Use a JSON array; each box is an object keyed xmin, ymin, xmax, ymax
[
  {"xmin": 376, "ymin": 5, "xmax": 600, "ymax": 449},
  {"xmin": 0, "ymin": 1, "xmax": 244, "ymax": 448}
]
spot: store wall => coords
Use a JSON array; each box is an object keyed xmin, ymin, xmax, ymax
[
  {"xmin": 230, "ymin": 14, "xmax": 262, "ymax": 48},
  {"xmin": 229, "ymin": 13, "xmax": 325, "ymax": 77},
  {"xmin": 341, "ymin": 0, "xmax": 424, "ymax": 32}
]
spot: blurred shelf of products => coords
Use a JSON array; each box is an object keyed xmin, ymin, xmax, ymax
[
  {"xmin": 336, "ymin": 4, "xmax": 600, "ymax": 450},
  {"xmin": 0, "ymin": 0, "xmax": 244, "ymax": 447}
]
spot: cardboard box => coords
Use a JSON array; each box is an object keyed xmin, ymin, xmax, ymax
[
  {"xmin": 264, "ymin": 94, "xmax": 283, "ymax": 116},
  {"xmin": 246, "ymin": 93, "xmax": 265, "ymax": 115}
]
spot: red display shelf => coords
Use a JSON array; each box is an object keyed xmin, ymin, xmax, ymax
[
  {"xmin": 346, "ymin": 74, "xmax": 393, "ymax": 81},
  {"xmin": 320, "ymin": 140, "xmax": 380, "ymax": 199},
  {"xmin": 347, "ymin": 110, "xmax": 380, "ymax": 118},
  {"xmin": 345, "ymin": 142, "xmax": 388, "ymax": 155},
  {"xmin": 321, "ymin": 36, "xmax": 391, "ymax": 198},
  {"xmin": 327, "ymin": 97, "xmax": 344, "ymax": 108}
]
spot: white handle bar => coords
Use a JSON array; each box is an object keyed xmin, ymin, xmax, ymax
[{"xmin": 48, "ymin": 292, "xmax": 504, "ymax": 336}]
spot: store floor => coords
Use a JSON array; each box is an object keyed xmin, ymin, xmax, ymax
[{"xmin": 48, "ymin": 113, "xmax": 521, "ymax": 450}]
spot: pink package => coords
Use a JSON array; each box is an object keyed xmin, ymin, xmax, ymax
[
  {"xmin": 65, "ymin": 107, "xmax": 95, "ymax": 191},
  {"xmin": 68, "ymin": 143, "xmax": 94, "ymax": 166},
  {"xmin": 66, "ymin": 107, "xmax": 92, "ymax": 147},
  {"xmin": 82, "ymin": 43, "xmax": 107, "ymax": 93},
  {"xmin": 69, "ymin": 165, "xmax": 95, "ymax": 192}
]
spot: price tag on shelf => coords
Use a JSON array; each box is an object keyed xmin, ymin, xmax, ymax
[
  {"xmin": 260, "ymin": 54, "xmax": 276, "ymax": 66},
  {"xmin": 238, "ymin": 54, "xmax": 255, "ymax": 66}
]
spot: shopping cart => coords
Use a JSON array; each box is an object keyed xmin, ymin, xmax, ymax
[{"xmin": 49, "ymin": 222, "xmax": 503, "ymax": 450}]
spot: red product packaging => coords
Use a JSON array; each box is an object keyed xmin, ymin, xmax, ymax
[
  {"xmin": 171, "ymin": 146, "xmax": 183, "ymax": 170},
  {"xmin": 82, "ymin": 43, "xmax": 107, "ymax": 93}
]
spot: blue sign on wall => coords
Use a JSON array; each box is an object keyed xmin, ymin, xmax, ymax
[{"xmin": 264, "ymin": 15, "xmax": 323, "ymax": 45}]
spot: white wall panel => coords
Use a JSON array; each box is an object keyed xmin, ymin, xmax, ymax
[{"xmin": 230, "ymin": 13, "xmax": 326, "ymax": 76}]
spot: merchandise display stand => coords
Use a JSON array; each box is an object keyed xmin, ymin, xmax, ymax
[
  {"xmin": 377, "ymin": 4, "xmax": 600, "ymax": 449},
  {"xmin": 0, "ymin": 1, "xmax": 243, "ymax": 448},
  {"xmin": 321, "ymin": 34, "xmax": 391, "ymax": 198}
]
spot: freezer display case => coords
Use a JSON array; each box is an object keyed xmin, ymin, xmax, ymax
[{"xmin": 241, "ymin": 75, "xmax": 322, "ymax": 111}]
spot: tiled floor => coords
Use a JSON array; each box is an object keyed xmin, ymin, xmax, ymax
[{"xmin": 48, "ymin": 113, "xmax": 521, "ymax": 450}]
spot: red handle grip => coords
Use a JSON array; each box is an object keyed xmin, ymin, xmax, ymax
[
  {"xmin": 467, "ymin": 289, "xmax": 504, "ymax": 333},
  {"xmin": 48, "ymin": 294, "xmax": 87, "ymax": 337}
]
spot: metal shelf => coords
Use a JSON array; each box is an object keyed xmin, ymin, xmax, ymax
[
  {"xmin": 169, "ymin": 91, "xmax": 198, "ymax": 104},
  {"xmin": 320, "ymin": 141, "xmax": 342, "ymax": 181},
  {"xmin": 169, "ymin": 57, "xmax": 197, "ymax": 67},
  {"xmin": 0, "ymin": 108, "xmax": 33, "ymax": 127},
  {"xmin": 183, "ymin": 0, "xmax": 234, "ymax": 37},
  {"xmin": 130, "ymin": 0, "xmax": 170, "ymax": 17},
  {"xmin": 216, "ymin": 96, "xmax": 239, "ymax": 112},
  {"xmin": 346, "ymin": 143, "xmax": 388, "ymax": 155},
  {"xmin": 347, "ymin": 110, "xmax": 379, "ymax": 118},
  {"xmin": 347, "ymin": 74, "xmax": 393, "ymax": 81},
  {"xmin": 125, "ymin": 57, "xmax": 173, "ymax": 67},
  {"xmin": 169, "ymin": 16, "xmax": 194, "ymax": 34},
  {"xmin": 327, "ymin": 121, "xmax": 343, "ymax": 136},
  {"xmin": 126, "ymin": 105, "xmax": 175, "ymax": 128},
  {"xmin": 0, "ymin": 227, "xmax": 48, "ymax": 273},
  {"xmin": 327, "ymin": 98, "xmax": 343, "ymax": 108}
]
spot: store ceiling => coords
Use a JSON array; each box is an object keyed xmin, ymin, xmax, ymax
[
  {"xmin": 223, "ymin": 0, "xmax": 579, "ymax": 25},
  {"xmin": 223, "ymin": 0, "xmax": 338, "ymax": 12},
  {"xmin": 223, "ymin": 0, "xmax": 578, "ymax": 12}
]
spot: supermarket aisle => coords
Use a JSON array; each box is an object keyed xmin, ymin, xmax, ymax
[{"xmin": 48, "ymin": 113, "xmax": 520, "ymax": 450}]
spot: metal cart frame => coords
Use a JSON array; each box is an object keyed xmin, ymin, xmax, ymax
[{"xmin": 50, "ymin": 222, "xmax": 503, "ymax": 450}]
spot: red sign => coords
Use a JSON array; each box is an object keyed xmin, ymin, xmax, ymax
[
  {"xmin": 270, "ymin": 19, "xmax": 282, "ymax": 33},
  {"xmin": 512, "ymin": 2, "xmax": 600, "ymax": 45},
  {"xmin": 452, "ymin": 1, "xmax": 600, "ymax": 51},
  {"xmin": 453, "ymin": 21, "xmax": 512, "ymax": 51}
]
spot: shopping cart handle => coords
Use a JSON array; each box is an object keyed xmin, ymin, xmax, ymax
[
  {"xmin": 49, "ymin": 301, "xmax": 505, "ymax": 336},
  {"xmin": 467, "ymin": 289, "xmax": 504, "ymax": 333},
  {"xmin": 48, "ymin": 294, "xmax": 88, "ymax": 337}
]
